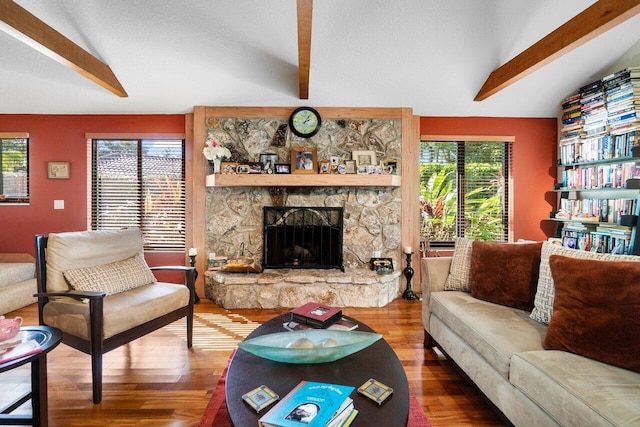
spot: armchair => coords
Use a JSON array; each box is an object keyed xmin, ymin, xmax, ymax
[{"xmin": 34, "ymin": 229, "xmax": 195, "ymax": 404}]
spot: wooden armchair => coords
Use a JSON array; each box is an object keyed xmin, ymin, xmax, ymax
[{"xmin": 34, "ymin": 229, "xmax": 195, "ymax": 404}]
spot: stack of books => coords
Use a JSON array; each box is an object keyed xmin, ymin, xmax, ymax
[
  {"xmin": 290, "ymin": 302, "xmax": 343, "ymax": 329},
  {"xmin": 605, "ymin": 68, "xmax": 640, "ymax": 137},
  {"xmin": 559, "ymin": 93, "xmax": 583, "ymax": 165},
  {"xmin": 258, "ymin": 381, "xmax": 358, "ymax": 427}
]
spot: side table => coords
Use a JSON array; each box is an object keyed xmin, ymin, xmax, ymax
[{"xmin": 0, "ymin": 326, "xmax": 62, "ymax": 427}]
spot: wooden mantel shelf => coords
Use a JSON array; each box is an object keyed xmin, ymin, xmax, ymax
[{"xmin": 205, "ymin": 173, "xmax": 401, "ymax": 187}]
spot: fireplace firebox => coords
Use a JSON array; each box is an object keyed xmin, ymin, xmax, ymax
[{"xmin": 263, "ymin": 207, "xmax": 344, "ymax": 271}]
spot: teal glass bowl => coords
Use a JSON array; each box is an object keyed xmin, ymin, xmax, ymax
[{"xmin": 237, "ymin": 330, "xmax": 382, "ymax": 364}]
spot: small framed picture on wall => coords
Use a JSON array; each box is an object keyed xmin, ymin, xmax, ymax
[{"xmin": 47, "ymin": 162, "xmax": 70, "ymax": 179}]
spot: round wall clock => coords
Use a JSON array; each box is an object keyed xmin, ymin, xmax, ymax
[{"xmin": 289, "ymin": 107, "xmax": 322, "ymax": 138}]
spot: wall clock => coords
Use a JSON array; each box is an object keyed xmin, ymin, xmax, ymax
[{"xmin": 289, "ymin": 106, "xmax": 321, "ymax": 138}]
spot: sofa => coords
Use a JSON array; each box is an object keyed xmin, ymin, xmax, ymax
[
  {"xmin": 0, "ymin": 253, "xmax": 37, "ymax": 315},
  {"xmin": 421, "ymin": 239, "xmax": 640, "ymax": 426}
]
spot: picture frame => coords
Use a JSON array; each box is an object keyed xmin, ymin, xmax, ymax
[
  {"xmin": 352, "ymin": 150, "xmax": 377, "ymax": 167},
  {"xmin": 291, "ymin": 147, "xmax": 317, "ymax": 174},
  {"xmin": 259, "ymin": 153, "xmax": 279, "ymax": 173},
  {"xmin": 221, "ymin": 162, "xmax": 239, "ymax": 174},
  {"xmin": 247, "ymin": 162, "xmax": 263, "ymax": 174},
  {"xmin": 356, "ymin": 165, "xmax": 368, "ymax": 174},
  {"xmin": 381, "ymin": 157, "xmax": 400, "ymax": 175},
  {"xmin": 237, "ymin": 164, "xmax": 251, "ymax": 174},
  {"xmin": 370, "ymin": 257, "xmax": 394, "ymax": 273},
  {"xmin": 47, "ymin": 161, "xmax": 70, "ymax": 179},
  {"xmin": 344, "ymin": 160, "xmax": 356, "ymax": 174},
  {"xmin": 274, "ymin": 163, "xmax": 291, "ymax": 174},
  {"xmin": 318, "ymin": 159, "xmax": 331, "ymax": 174}
]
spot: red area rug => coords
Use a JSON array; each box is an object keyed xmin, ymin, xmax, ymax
[{"xmin": 198, "ymin": 351, "xmax": 432, "ymax": 426}]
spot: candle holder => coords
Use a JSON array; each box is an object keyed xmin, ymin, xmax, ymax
[
  {"xmin": 402, "ymin": 252, "xmax": 417, "ymax": 300},
  {"xmin": 188, "ymin": 254, "xmax": 201, "ymax": 304}
]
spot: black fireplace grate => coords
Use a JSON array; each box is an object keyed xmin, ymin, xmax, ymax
[{"xmin": 263, "ymin": 206, "xmax": 344, "ymax": 271}]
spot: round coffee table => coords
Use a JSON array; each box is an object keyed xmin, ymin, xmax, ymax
[
  {"xmin": 225, "ymin": 314, "xmax": 409, "ymax": 426},
  {"xmin": 0, "ymin": 325, "xmax": 62, "ymax": 427}
]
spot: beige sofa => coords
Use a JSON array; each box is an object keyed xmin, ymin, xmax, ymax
[
  {"xmin": 421, "ymin": 240, "xmax": 640, "ymax": 427},
  {"xmin": 0, "ymin": 253, "xmax": 37, "ymax": 315}
]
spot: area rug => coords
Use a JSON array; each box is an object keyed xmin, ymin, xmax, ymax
[{"xmin": 198, "ymin": 350, "xmax": 433, "ymax": 427}]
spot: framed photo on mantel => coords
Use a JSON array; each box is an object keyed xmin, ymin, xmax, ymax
[{"xmin": 291, "ymin": 147, "xmax": 317, "ymax": 174}]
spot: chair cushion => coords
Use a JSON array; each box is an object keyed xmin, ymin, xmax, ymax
[
  {"xmin": 0, "ymin": 263, "xmax": 34, "ymax": 289},
  {"xmin": 42, "ymin": 282, "xmax": 190, "ymax": 340},
  {"xmin": 63, "ymin": 253, "xmax": 156, "ymax": 296},
  {"xmin": 46, "ymin": 229, "xmax": 145, "ymax": 292}
]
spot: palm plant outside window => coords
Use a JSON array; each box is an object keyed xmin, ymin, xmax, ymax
[
  {"xmin": 420, "ymin": 140, "xmax": 512, "ymax": 247},
  {"xmin": 91, "ymin": 139, "xmax": 186, "ymax": 251}
]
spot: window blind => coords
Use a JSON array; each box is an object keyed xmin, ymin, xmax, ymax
[{"xmin": 0, "ymin": 137, "xmax": 29, "ymax": 203}]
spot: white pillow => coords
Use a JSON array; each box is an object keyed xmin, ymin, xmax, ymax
[
  {"xmin": 63, "ymin": 253, "xmax": 156, "ymax": 296},
  {"xmin": 444, "ymin": 237, "xmax": 473, "ymax": 292}
]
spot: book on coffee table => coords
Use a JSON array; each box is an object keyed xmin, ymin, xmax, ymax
[
  {"xmin": 258, "ymin": 380, "xmax": 357, "ymax": 427},
  {"xmin": 290, "ymin": 302, "xmax": 342, "ymax": 329},
  {"xmin": 283, "ymin": 317, "xmax": 358, "ymax": 332},
  {"xmin": 0, "ymin": 339, "xmax": 43, "ymax": 365}
]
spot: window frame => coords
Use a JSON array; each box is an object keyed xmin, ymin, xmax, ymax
[
  {"xmin": 0, "ymin": 132, "xmax": 30, "ymax": 204},
  {"xmin": 419, "ymin": 135, "xmax": 514, "ymax": 247},
  {"xmin": 89, "ymin": 137, "xmax": 186, "ymax": 252}
]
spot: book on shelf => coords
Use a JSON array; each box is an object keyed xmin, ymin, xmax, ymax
[
  {"xmin": 258, "ymin": 380, "xmax": 357, "ymax": 427},
  {"xmin": 290, "ymin": 302, "xmax": 342, "ymax": 329},
  {"xmin": 0, "ymin": 339, "xmax": 43, "ymax": 365},
  {"xmin": 283, "ymin": 317, "xmax": 358, "ymax": 332}
]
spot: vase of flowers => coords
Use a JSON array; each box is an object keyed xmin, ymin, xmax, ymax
[{"xmin": 203, "ymin": 139, "xmax": 231, "ymax": 174}]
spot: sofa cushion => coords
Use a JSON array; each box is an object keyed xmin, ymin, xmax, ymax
[
  {"xmin": 430, "ymin": 291, "xmax": 547, "ymax": 378},
  {"xmin": 444, "ymin": 237, "xmax": 473, "ymax": 292},
  {"xmin": 63, "ymin": 253, "xmax": 156, "ymax": 296},
  {"xmin": 470, "ymin": 241, "xmax": 542, "ymax": 311},
  {"xmin": 544, "ymin": 255, "xmax": 640, "ymax": 373},
  {"xmin": 0, "ymin": 263, "xmax": 34, "ymax": 289},
  {"xmin": 42, "ymin": 282, "xmax": 190, "ymax": 340},
  {"xmin": 46, "ymin": 228, "xmax": 145, "ymax": 293},
  {"xmin": 511, "ymin": 350, "xmax": 640, "ymax": 427},
  {"xmin": 530, "ymin": 241, "xmax": 640, "ymax": 325}
]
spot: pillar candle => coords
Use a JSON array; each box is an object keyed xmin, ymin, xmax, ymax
[{"xmin": 188, "ymin": 248, "xmax": 198, "ymax": 256}]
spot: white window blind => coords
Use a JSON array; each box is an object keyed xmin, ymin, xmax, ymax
[
  {"xmin": 0, "ymin": 136, "xmax": 29, "ymax": 203},
  {"xmin": 420, "ymin": 140, "xmax": 512, "ymax": 243},
  {"xmin": 91, "ymin": 139, "xmax": 185, "ymax": 251}
]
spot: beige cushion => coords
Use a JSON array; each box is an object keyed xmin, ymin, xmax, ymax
[
  {"xmin": 63, "ymin": 253, "xmax": 156, "ymax": 296},
  {"xmin": 530, "ymin": 241, "xmax": 640, "ymax": 324},
  {"xmin": 0, "ymin": 263, "xmax": 35, "ymax": 289},
  {"xmin": 42, "ymin": 282, "xmax": 190, "ymax": 340},
  {"xmin": 444, "ymin": 237, "xmax": 473, "ymax": 292},
  {"xmin": 46, "ymin": 229, "xmax": 145, "ymax": 292}
]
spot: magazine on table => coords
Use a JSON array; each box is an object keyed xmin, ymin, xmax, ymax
[
  {"xmin": 283, "ymin": 317, "xmax": 358, "ymax": 332},
  {"xmin": 0, "ymin": 339, "xmax": 43, "ymax": 365}
]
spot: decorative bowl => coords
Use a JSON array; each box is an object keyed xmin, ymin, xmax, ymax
[{"xmin": 237, "ymin": 330, "xmax": 382, "ymax": 364}]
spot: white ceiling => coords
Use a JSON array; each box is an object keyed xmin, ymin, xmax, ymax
[{"xmin": 1, "ymin": 0, "xmax": 640, "ymax": 117}]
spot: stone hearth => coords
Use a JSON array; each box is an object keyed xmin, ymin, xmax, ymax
[{"xmin": 204, "ymin": 268, "xmax": 402, "ymax": 309}]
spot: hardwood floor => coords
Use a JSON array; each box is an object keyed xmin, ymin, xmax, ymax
[{"xmin": 0, "ymin": 298, "xmax": 505, "ymax": 426}]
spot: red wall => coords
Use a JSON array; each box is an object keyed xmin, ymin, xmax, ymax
[
  {"xmin": 0, "ymin": 115, "xmax": 185, "ymax": 271},
  {"xmin": 420, "ymin": 117, "xmax": 558, "ymax": 241}
]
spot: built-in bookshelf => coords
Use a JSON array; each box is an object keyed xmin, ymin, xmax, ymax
[{"xmin": 553, "ymin": 67, "xmax": 640, "ymax": 255}]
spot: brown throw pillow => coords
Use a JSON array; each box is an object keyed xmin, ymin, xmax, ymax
[
  {"xmin": 470, "ymin": 241, "xmax": 542, "ymax": 311},
  {"xmin": 545, "ymin": 255, "xmax": 640, "ymax": 373}
]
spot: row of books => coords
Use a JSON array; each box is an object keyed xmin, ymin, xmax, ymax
[
  {"xmin": 560, "ymin": 161, "xmax": 639, "ymax": 190},
  {"xmin": 558, "ymin": 130, "xmax": 637, "ymax": 165},
  {"xmin": 562, "ymin": 228, "xmax": 632, "ymax": 255},
  {"xmin": 558, "ymin": 197, "xmax": 638, "ymax": 224}
]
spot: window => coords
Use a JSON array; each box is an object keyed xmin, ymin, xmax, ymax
[
  {"xmin": 0, "ymin": 135, "xmax": 29, "ymax": 204},
  {"xmin": 91, "ymin": 139, "xmax": 186, "ymax": 251},
  {"xmin": 419, "ymin": 139, "xmax": 512, "ymax": 246}
]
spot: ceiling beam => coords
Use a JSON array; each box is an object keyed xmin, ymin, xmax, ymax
[
  {"xmin": 0, "ymin": 0, "xmax": 127, "ymax": 97},
  {"xmin": 296, "ymin": 0, "xmax": 312, "ymax": 100},
  {"xmin": 474, "ymin": 0, "xmax": 640, "ymax": 102}
]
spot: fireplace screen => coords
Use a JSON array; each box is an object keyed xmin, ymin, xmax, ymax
[{"xmin": 263, "ymin": 207, "xmax": 344, "ymax": 271}]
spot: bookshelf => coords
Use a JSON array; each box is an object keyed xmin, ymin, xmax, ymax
[{"xmin": 554, "ymin": 67, "xmax": 640, "ymax": 255}]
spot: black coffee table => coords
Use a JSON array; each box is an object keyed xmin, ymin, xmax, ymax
[
  {"xmin": 226, "ymin": 314, "xmax": 409, "ymax": 426},
  {"xmin": 0, "ymin": 325, "xmax": 62, "ymax": 427}
]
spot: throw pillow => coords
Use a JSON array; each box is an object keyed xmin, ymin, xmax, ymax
[
  {"xmin": 444, "ymin": 237, "xmax": 474, "ymax": 292},
  {"xmin": 530, "ymin": 241, "xmax": 640, "ymax": 324},
  {"xmin": 545, "ymin": 255, "xmax": 640, "ymax": 373},
  {"xmin": 470, "ymin": 241, "xmax": 542, "ymax": 311},
  {"xmin": 63, "ymin": 253, "xmax": 156, "ymax": 296}
]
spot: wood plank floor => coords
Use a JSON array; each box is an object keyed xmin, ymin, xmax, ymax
[{"xmin": 0, "ymin": 298, "xmax": 506, "ymax": 426}]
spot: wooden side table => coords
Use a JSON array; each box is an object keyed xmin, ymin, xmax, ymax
[{"xmin": 0, "ymin": 326, "xmax": 62, "ymax": 427}]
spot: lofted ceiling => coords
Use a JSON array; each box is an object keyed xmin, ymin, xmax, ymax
[{"xmin": 1, "ymin": 0, "xmax": 640, "ymax": 117}]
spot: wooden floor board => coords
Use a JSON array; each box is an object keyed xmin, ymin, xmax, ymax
[{"xmin": 0, "ymin": 298, "xmax": 505, "ymax": 426}]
